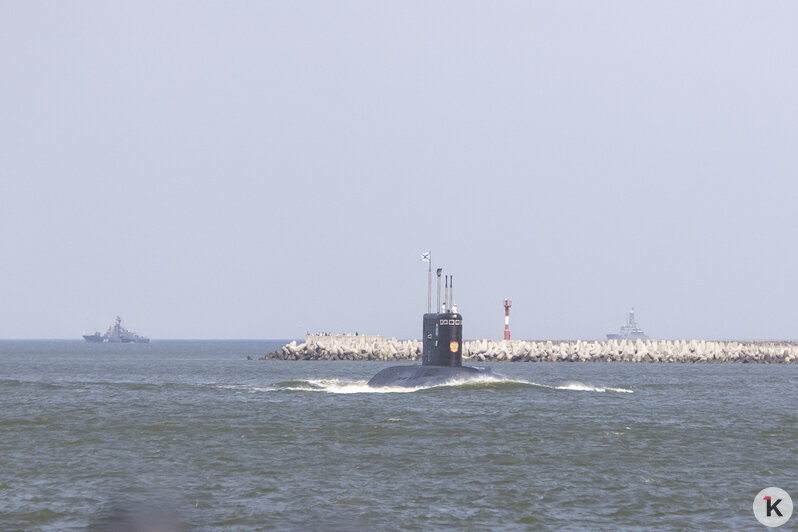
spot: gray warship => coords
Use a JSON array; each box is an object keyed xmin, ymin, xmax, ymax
[
  {"xmin": 606, "ymin": 308, "xmax": 649, "ymax": 340},
  {"xmin": 83, "ymin": 316, "xmax": 150, "ymax": 343}
]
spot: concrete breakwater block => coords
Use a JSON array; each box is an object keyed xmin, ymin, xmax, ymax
[{"xmin": 257, "ymin": 335, "xmax": 798, "ymax": 364}]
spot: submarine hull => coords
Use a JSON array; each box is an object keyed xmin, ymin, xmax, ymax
[{"xmin": 367, "ymin": 364, "xmax": 496, "ymax": 388}]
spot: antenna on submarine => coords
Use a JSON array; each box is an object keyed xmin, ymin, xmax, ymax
[
  {"xmin": 444, "ymin": 275, "xmax": 449, "ymax": 312},
  {"xmin": 421, "ymin": 251, "xmax": 432, "ymax": 313},
  {"xmin": 436, "ymin": 268, "xmax": 442, "ymax": 313},
  {"xmin": 427, "ymin": 253, "xmax": 432, "ymax": 314}
]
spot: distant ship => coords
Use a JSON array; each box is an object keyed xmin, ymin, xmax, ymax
[
  {"xmin": 606, "ymin": 308, "xmax": 649, "ymax": 340},
  {"xmin": 83, "ymin": 316, "xmax": 150, "ymax": 343}
]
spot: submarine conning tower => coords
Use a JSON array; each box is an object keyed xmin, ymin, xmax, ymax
[
  {"xmin": 422, "ymin": 312, "xmax": 463, "ymax": 366},
  {"xmin": 421, "ymin": 270, "xmax": 463, "ymax": 367}
]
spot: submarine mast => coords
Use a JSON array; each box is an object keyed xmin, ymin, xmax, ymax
[
  {"xmin": 421, "ymin": 251, "xmax": 432, "ymax": 313},
  {"xmin": 436, "ymin": 268, "xmax": 442, "ymax": 311}
]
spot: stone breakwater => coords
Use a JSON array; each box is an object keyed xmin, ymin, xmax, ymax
[{"xmin": 256, "ymin": 335, "xmax": 798, "ymax": 363}]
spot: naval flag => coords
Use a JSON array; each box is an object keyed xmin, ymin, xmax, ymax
[{"xmin": 420, "ymin": 251, "xmax": 431, "ymax": 263}]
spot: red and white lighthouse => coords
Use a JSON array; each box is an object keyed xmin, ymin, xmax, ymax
[{"xmin": 504, "ymin": 298, "xmax": 512, "ymax": 340}]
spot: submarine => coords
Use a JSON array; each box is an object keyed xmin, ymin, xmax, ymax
[{"xmin": 368, "ymin": 266, "xmax": 497, "ymax": 388}]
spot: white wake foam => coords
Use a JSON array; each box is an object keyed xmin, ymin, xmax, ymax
[
  {"xmin": 210, "ymin": 377, "xmax": 632, "ymax": 394},
  {"xmin": 280, "ymin": 375, "xmax": 516, "ymax": 393},
  {"xmin": 554, "ymin": 380, "xmax": 634, "ymax": 393},
  {"xmin": 296, "ymin": 379, "xmax": 419, "ymax": 393},
  {"xmin": 209, "ymin": 383, "xmax": 279, "ymax": 393},
  {"xmin": 280, "ymin": 376, "xmax": 633, "ymax": 394}
]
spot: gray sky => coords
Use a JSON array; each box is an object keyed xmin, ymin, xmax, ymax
[{"xmin": 1, "ymin": 1, "xmax": 796, "ymax": 340}]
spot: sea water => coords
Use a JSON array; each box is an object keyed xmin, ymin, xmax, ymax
[{"xmin": 1, "ymin": 340, "xmax": 796, "ymax": 530}]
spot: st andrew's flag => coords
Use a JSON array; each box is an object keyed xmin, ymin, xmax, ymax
[{"xmin": 420, "ymin": 251, "xmax": 431, "ymax": 263}]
